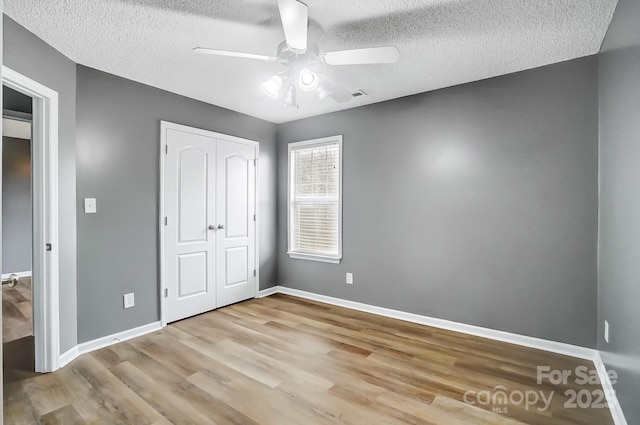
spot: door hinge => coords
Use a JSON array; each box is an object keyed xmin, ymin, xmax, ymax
[
  {"xmin": 164, "ymin": 288, "xmax": 168, "ymax": 298},
  {"xmin": 253, "ymin": 269, "xmax": 256, "ymax": 277},
  {"xmin": 45, "ymin": 243, "xmax": 52, "ymax": 252},
  {"xmin": 253, "ymin": 214, "xmax": 256, "ymax": 222},
  {"xmin": 165, "ymin": 145, "xmax": 168, "ymax": 154},
  {"xmin": 164, "ymin": 216, "xmax": 168, "ymax": 226}
]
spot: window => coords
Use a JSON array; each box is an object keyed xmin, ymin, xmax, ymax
[{"xmin": 288, "ymin": 136, "xmax": 343, "ymax": 263}]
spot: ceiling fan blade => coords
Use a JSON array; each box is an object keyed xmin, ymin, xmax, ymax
[
  {"xmin": 320, "ymin": 73, "xmax": 353, "ymax": 103},
  {"xmin": 277, "ymin": 0, "xmax": 308, "ymax": 53},
  {"xmin": 193, "ymin": 47, "xmax": 278, "ymax": 62},
  {"xmin": 321, "ymin": 46, "xmax": 400, "ymax": 66}
]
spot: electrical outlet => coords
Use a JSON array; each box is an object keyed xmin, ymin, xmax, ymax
[
  {"xmin": 124, "ymin": 293, "xmax": 135, "ymax": 309},
  {"xmin": 346, "ymin": 272, "xmax": 353, "ymax": 285},
  {"xmin": 604, "ymin": 320, "xmax": 610, "ymax": 343}
]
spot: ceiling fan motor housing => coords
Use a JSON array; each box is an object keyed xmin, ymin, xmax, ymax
[{"xmin": 276, "ymin": 41, "xmax": 320, "ymax": 67}]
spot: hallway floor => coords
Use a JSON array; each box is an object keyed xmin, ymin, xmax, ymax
[{"xmin": 2, "ymin": 276, "xmax": 33, "ymax": 343}]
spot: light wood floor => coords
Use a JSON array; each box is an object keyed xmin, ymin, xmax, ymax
[
  {"xmin": 2, "ymin": 276, "xmax": 33, "ymax": 343},
  {"xmin": 4, "ymin": 294, "xmax": 614, "ymax": 425}
]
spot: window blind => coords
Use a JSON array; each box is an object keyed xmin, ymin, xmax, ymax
[{"xmin": 289, "ymin": 140, "xmax": 341, "ymax": 259}]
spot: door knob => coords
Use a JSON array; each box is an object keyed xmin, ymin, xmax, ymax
[
  {"xmin": 208, "ymin": 225, "xmax": 216, "ymax": 231},
  {"xmin": 2, "ymin": 274, "xmax": 19, "ymax": 288},
  {"xmin": 218, "ymin": 224, "xmax": 225, "ymax": 230}
]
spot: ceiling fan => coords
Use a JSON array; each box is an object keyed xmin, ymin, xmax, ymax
[{"xmin": 193, "ymin": 0, "xmax": 400, "ymax": 107}]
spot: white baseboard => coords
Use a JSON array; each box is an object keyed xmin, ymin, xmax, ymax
[
  {"xmin": 593, "ymin": 352, "xmax": 629, "ymax": 425},
  {"xmin": 59, "ymin": 321, "xmax": 163, "ymax": 368},
  {"xmin": 256, "ymin": 285, "xmax": 279, "ymax": 298},
  {"xmin": 59, "ymin": 346, "xmax": 79, "ymax": 368},
  {"xmin": 2, "ymin": 270, "xmax": 32, "ymax": 279},
  {"xmin": 261, "ymin": 285, "xmax": 627, "ymax": 425}
]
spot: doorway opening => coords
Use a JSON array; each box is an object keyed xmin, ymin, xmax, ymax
[
  {"xmin": 1, "ymin": 67, "xmax": 60, "ymax": 380},
  {"xmin": 2, "ymin": 86, "xmax": 35, "ymax": 384}
]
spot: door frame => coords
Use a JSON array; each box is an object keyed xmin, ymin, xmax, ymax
[
  {"xmin": 158, "ymin": 121, "xmax": 259, "ymax": 327},
  {"xmin": 2, "ymin": 66, "xmax": 61, "ymax": 372}
]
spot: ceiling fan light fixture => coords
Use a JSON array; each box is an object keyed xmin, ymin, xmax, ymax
[
  {"xmin": 315, "ymin": 85, "xmax": 332, "ymax": 102},
  {"xmin": 261, "ymin": 74, "xmax": 284, "ymax": 99},
  {"xmin": 193, "ymin": 1, "xmax": 402, "ymax": 110},
  {"xmin": 284, "ymin": 84, "xmax": 298, "ymax": 108},
  {"xmin": 299, "ymin": 68, "xmax": 319, "ymax": 92}
]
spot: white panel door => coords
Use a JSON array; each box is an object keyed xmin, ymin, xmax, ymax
[
  {"xmin": 164, "ymin": 128, "xmax": 217, "ymax": 322},
  {"xmin": 216, "ymin": 139, "xmax": 257, "ymax": 308}
]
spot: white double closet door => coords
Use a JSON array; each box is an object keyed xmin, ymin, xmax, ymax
[{"xmin": 163, "ymin": 122, "xmax": 257, "ymax": 323}]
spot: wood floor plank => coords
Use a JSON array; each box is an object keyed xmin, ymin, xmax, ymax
[
  {"xmin": 180, "ymin": 336, "xmax": 284, "ymax": 388},
  {"xmin": 216, "ymin": 338, "xmax": 335, "ymax": 391},
  {"xmin": 21, "ymin": 370, "xmax": 72, "ymax": 416},
  {"xmin": 40, "ymin": 404, "xmax": 86, "ymax": 425},
  {"xmin": 109, "ymin": 361, "xmax": 216, "ymax": 425},
  {"xmin": 328, "ymin": 384, "xmax": 436, "ymax": 425},
  {"xmin": 276, "ymin": 379, "xmax": 410, "ymax": 425},
  {"xmin": 187, "ymin": 369, "xmax": 307, "ymax": 425},
  {"xmin": 251, "ymin": 340, "xmax": 390, "ymax": 399},
  {"xmin": 66, "ymin": 354, "xmax": 162, "ymax": 424},
  {"xmin": 4, "ymin": 293, "xmax": 615, "ymax": 425},
  {"xmin": 2, "ymin": 382, "xmax": 40, "ymax": 425}
]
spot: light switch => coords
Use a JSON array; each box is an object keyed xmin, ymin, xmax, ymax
[
  {"xmin": 124, "ymin": 293, "xmax": 135, "ymax": 309},
  {"xmin": 84, "ymin": 198, "xmax": 97, "ymax": 214}
]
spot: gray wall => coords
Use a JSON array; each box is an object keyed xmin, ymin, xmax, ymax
[
  {"xmin": 76, "ymin": 66, "xmax": 278, "ymax": 343},
  {"xmin": 2, "ymin": 137, "xmax": 31, "ymax": 274},
  {"xmin": 3, "ymin": 15, "xmax": 78, "ymax": 352},
  {"xmin": 598, "ymin": 0, "xmax": 640, "ymax": 423},
  {"xmin": 277, "ymin": 56, "xmax": 599, "ymax": 348}
]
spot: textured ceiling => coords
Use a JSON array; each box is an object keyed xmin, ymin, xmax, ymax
[{"xmin": 5, "ymin": 0, "xmax": 617, "ymax": 124}]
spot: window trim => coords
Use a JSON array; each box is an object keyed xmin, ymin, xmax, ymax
[{"xmin": 287, "ymin": 135, "xmax": 343, "ymax": 264}]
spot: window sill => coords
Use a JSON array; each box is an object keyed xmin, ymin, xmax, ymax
[{"xmin": 287, "ymin": 252, "xmax": 342, "ymax": 264}]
